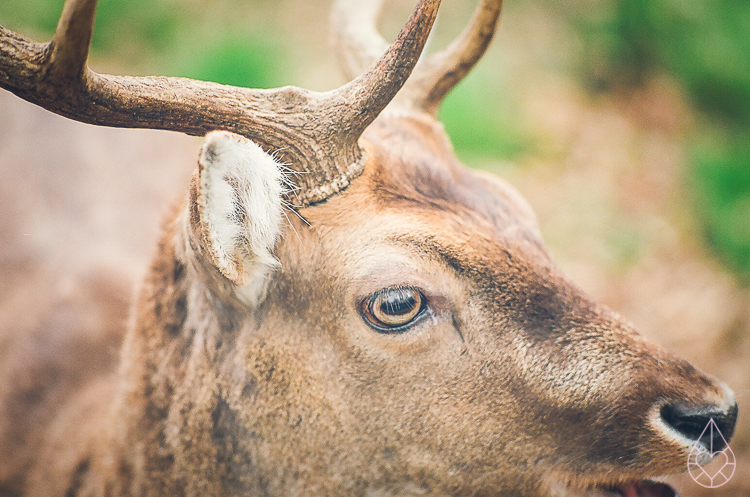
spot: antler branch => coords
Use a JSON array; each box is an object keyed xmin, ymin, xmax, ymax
[
  {"xmin": 51, "ymin": 0, "xmax": 96, "ymax": 80},
  {"xmin": 331, "ymin": 0, "xmax": 391, "ymax": 83},
  {"xmin": 0, "ymin": 0, "xmax": 441, "ymax": 206},
  {"xmin": 332, "ymin": 0, "xmax": 503, "ymax": 116}
]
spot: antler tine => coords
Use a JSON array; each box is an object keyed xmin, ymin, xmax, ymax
[
  {"xmin": 332, "ymin": 0, "xmax": 503, "ymax": 116},
  {"xmin": 402, "ymin": 0, "xmax": 503, "ymax": 115},
  {"xmin": 334, "ymin": 0, "xmax": 440, "ymax": 140},
  {"xmin": 330, "ymin": 0, "xmax": 390, "ymax": 82},
  {"xmin": 50, "ymin": 0, "xmax": 96, "ymax": 81},
  {"xmin": 0, "ymin": 0, "xmax": 440, "ymax": 206},
  {"xmin": 284, "ymin": 0, "xmax": 441, "ymax": 204}
]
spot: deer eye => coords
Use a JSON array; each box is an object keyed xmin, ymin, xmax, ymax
[{"xmin": 361, "ymin": 287, "xmax": 426, "ymax": 333}]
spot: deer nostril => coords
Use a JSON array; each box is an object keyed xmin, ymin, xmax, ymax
[{"xmin": 660, "ymin": 401, "xmax": 738, "ymax": 451}]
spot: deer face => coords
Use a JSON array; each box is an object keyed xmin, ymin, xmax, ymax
[
  {"xmin": 182, "ymin": 116, "xmax": 735, "ymax": 497},
  {"xmin": 2, "ymin": 0, "xmax": 737, "ymax": 495}
]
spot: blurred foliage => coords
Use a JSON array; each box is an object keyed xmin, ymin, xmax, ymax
[
  {"xmin": 0, "ymin": 0, "xmax": 63, "ymax": 35},
  {"xmin": 692, "ymin": 137, "xmax": 750, "ymax": 277},
  {"xmin": 572, "ymin": 0, "xmax": 750, "ymax": 125},
  {"xmin": 173, "ymin": 34, "xmax": 282, "ymax": 90},
  {"xmin": 440, "ymin": 69, "xmax": 528, "ymax": 162},
  {"xmin": 569, "ymin": 0, "xmax": 750, "ymax": 279},
  {"xmin": 0, "ymin": 0, "xmax": 285, "ymax": 88}
]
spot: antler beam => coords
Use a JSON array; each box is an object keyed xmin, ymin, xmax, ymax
[{"xmin": 0, "ymin": 0, "xmax": 441, "ymax": 206}]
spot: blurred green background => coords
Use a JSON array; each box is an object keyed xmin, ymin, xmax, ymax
[
  {"xmin": 565, "ymin": 0, "xmax": 750, "ymax": 280},
  {"xmin": 1, "ymin": 0, "xmax": 748, "ymax": 281}
]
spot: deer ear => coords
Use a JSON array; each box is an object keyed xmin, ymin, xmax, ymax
[{"xmin": 190, "ymin": 131, "xmax": 285, "ymax": 292}]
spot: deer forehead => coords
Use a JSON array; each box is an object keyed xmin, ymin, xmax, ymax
[
  {"xmin": 297, "ymin": 116, "xmax": 545, "ymax": 263},
  {"xmin": 360, "ymin": 116, "xmax": 540, "ymax": 233}
]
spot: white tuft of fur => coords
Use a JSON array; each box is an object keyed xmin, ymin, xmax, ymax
[{"xmin": 196, "ymin": 131, "xmax": 286, "ymax": 301}]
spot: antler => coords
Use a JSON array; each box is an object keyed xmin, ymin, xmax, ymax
[
  {"xmin": 0, "ymin": 0, "xmax": 441, "ymax": 206},
  {"xmin": 332, "ymin": 0, "xmax": 503, "ymax": 116}
]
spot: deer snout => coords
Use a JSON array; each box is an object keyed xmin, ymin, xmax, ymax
[{"xmin": 659, "ymin": 391, "xmax": 738, "ymax": 451}]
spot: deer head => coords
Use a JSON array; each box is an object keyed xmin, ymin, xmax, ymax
[{"xmin": 0, "ymin": 0, "xmax": 738, "ymax": 496}]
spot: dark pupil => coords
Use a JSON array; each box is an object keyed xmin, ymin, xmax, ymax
[{"xmin": 379, "ymin": 289, "xmax": 417, "ymax": 316}]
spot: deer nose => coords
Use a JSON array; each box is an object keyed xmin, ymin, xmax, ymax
[{"xmin": 660, "ymin": 400, "xmax": 738, "ymax": 451}]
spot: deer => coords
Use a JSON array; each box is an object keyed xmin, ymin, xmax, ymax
[{"xmin": 0, "ymin": 0, "xmax": 740, "ymax": 495}]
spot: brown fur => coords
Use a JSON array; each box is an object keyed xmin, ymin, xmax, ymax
[{"xmin": 1, "ymin": 109, "xmax": 734, "ymax": 496}]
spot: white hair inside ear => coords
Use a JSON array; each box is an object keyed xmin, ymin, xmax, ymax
[{"xmin": 192, "ymin": 130, "xmax": 287, "ymax": 302}]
